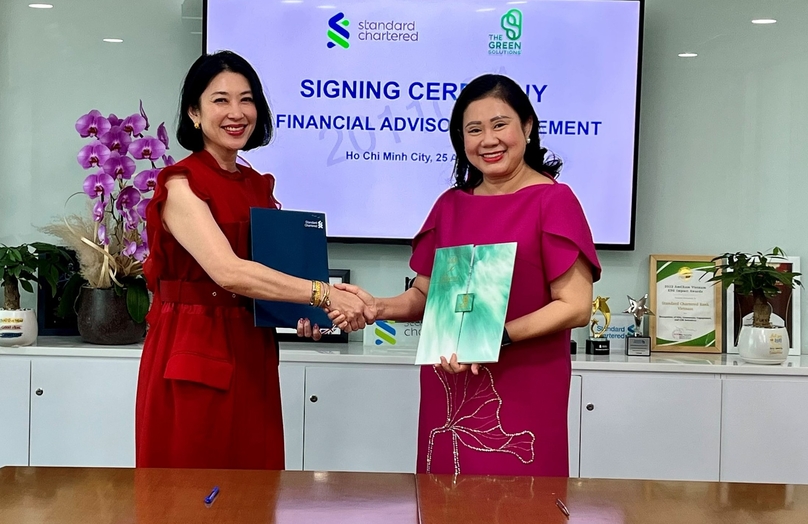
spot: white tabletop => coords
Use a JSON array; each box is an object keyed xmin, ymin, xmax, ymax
[{"xmin": 1, "ymin": 336, "xmax": 807, "ymax": 376}]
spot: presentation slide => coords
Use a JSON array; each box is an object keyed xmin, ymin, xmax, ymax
[{"xmin": 207, "ymin": 0, "xmax": 642, "ymax": 246}]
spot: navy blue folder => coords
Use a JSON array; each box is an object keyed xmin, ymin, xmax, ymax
[{"xmin": 250, "ymin": 208, "xmax": 332, "ymax": 328}]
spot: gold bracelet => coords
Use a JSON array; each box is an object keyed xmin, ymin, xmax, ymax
[
  {"xmin": 310, "ymin": 280, "xmax": 320, "ymax": 307},
  {"xmin": 321, "ymin": 282, "xmax": 331, "ymax": 308}
]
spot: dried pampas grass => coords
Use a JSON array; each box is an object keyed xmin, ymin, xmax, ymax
[{"xmin": 39, "ymin": 215, "xmax": 111, "ymax": 288}]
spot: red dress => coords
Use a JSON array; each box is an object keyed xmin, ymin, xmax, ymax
[
  {"xmin": 410, "ymin": 182, "xmax": 601, "ymax": 476},
  {"xmin": 135, "ymin": 150, "xmax": 285, "ymax": 469}
]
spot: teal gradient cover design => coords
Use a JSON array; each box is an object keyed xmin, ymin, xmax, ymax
[{"xmin": 416, "ymin": 242, "xmax": 517, "ymax": 365}]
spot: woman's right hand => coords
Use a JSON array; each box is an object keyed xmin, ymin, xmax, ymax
[{"xmin": 327, "ymin": 286, "xmax": 367, "ymax": 332}]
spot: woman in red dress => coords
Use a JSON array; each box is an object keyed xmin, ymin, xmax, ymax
[
  {"xmin": 135, "ymin": 51, "xmax": 368, "ymax": 469},
  {"xmin": 305, "ymin": 74, "xmax": 600, "ymax": 476}
]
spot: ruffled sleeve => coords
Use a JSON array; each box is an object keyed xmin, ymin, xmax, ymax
[
  {"xmin": 541, "ymin": 184, "xmax": 601, "ymax": 283},
  {"xmin": 409, "ymin": 194, "xmax": 444, "ymax": 277},
  {"xmin": 260, "ymin": 173, "xmax": 281, "ymax": 209}
]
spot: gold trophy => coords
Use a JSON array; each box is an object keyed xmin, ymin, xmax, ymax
[
  {"xmin": 624, "ymin": 294, "xmax": 654, "ymax": 356},
  {"xmin": 586, "ymin": 296, "xmax": 611, "ymax": 355}
]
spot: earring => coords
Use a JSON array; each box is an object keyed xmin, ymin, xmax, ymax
[
  {"xmin": 526, "ymin": 137, "xmax": 531, "ymax": 144},
  {"xmin": 194, "ymin": 122, "xmax": 201, "ymax": 130}
]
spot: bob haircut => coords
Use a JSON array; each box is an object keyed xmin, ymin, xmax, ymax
[{"xmin": 176, "ymin": 51, "xmax": 273, "ymax": 152}]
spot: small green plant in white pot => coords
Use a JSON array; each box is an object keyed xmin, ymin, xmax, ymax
[
  {"xmin": 0, "ymin": 243, "xmax": 72, "ymax": 347},
  {"xmin": 705, "ymin": 248, "xmax": 802, "ymax": 364}
]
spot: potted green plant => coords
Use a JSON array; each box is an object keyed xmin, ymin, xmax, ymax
[
  {"xmin": 0, "ymin": 243, "xmax": 72, "ymax": 347},
  {"xmin": 704, "ymin": 247, "xmax": 802, "ymax": 364}
]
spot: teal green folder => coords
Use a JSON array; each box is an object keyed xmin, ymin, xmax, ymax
[{"xmin": 415, "ymin": 242, "xmax": 517, "ymax": 365}]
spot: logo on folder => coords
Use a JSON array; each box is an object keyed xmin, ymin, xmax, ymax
[{"xmin": 327, "ymin": 12, "xmax": 351, "ymax": 49}]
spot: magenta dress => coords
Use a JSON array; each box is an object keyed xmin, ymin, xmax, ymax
[{"xmin": 410, "ymin": 182, "xmax": 601, "ymax": 476}]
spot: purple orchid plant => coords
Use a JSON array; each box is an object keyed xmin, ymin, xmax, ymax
[{"xmin": 69, "ymin": 101, "xmax": 174, "ymax": 322}]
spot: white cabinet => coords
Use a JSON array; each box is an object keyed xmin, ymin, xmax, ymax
[
  {"xmin": 579, "ymin": 371, "xmax": 721, "ymax": 481},
  {"xmin": 301, "ymin": 364, "xmax": 420, "ymax": 473},
  {"xmin": 29, "ymin": 357, "xmax": 140, "ymax": 467},
  {"xmin": 279, "ymin": 362, "xmax": 306, "ymax": 470},
  {"xmin": 0, "ymin": 358, "xmax": 31, "ymax": 467},
  {"xmin": 568, "ymin": 375, "xmax": 581, "ymax": 478},
  {"xmin": 721, "ymin": 376, "xmax": 808, "ymax": 484}
]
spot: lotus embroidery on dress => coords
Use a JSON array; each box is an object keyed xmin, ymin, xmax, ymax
[{"xmin": 426, "ymin": 365, "xmax": 535, "ymax": 474}]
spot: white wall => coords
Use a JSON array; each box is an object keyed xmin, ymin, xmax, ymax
[{"xmin": 2, "ymin": 0, "xmax": 808, "ymax": 348}]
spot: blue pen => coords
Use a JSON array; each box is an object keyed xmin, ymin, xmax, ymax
[{"xmin": 204, "ymin": 486, "xmax": 220, "ymax": 505}]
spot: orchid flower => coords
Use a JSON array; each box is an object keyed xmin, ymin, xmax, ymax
[
  {"xmin": 162, "ymin": 154, "xmax": 175, "ymax": 166},
  {"xmin": 92, "ymin": 200, "xmax": 106, "ymax": 222},
  {"xmin": 122, "ymin": 114, "xmax": 147, "ymax": 136},
  {"xmin": 102, "ymin": 152, "xmax": 136, "ymax": 180},
  {"xmin": 99, "ymin": 126, "xmax": 132, "ymax": 155},
  {"xmin": 77, "ymin": 142, "xmax": 112, "ymax": 169},
  {"xmin": 75, "ymin": 110, "xmax": 111, "ymax": 138},
  {"xmin": 116, "ymin": 186, "xmax": 142, "ymax": 212},
  {"xmin": 129, "ymin": 137, "xmax": 166, "ymax": 161},
  {"xmin": 97, "ymin": 224, "xmax": 110, "ymax": 246},
  {"xmin": 133, "ymin": 169, "xmax": 159, "ymax": 192},
  {"xmin": 122, "ymin": 239, "xmax": 138, "ymax": 257},
  {"xmin": 108, "ymin": 113, "xmax": 123, "ymax": 127},
  {"xmin": 83, "ymin": 170, "xmax": 115, "ymax": 199},
  {"xmin": 134, "ymin": 242, "xmax": 149, "ymax": 262},
  {"xmin": 123, "ymin": 208, "xmax": 140, "ymax": 231}
]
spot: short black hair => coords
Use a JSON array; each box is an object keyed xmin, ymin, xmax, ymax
[
  {"xmin": 449, "ymin": 74, "xmax": 562, "ymax": 190},
  {"xmin": 176, "ymin": 51, "xmax": 273, "ymax": 152}
]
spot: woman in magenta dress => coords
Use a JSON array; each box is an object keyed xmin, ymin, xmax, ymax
[
  {"xmin": 136, "ymin": 51, "xmax": 368, "ymax": 469},
  {"xmin": 304, "ymin": 74, "xmax": 600, "ymax": 476}
]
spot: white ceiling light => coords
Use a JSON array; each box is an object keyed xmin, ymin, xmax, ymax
[
  {"xmin": 752, "ymin": 19, "xmax": 777, "ymax": 25},
  {"xmin": 678, "ymin": 53, "xmax": 698, "ymax": 58},
  {"xmin": 28, "ymin": 3, "xmax": 54, "ymax": 8},
  {"xmin": 103, "ymin": 38, "xmax": 124, "ymax": 43}
]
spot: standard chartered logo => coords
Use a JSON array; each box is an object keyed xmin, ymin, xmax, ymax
[
  {"xmin": 375, "ymin": 320, "xmax": 396, "ymax": 345},
  {"xmin": 327, "ymin": 12, "xmax": 351, "ymax": 49},
  {"xmin": 501, "ymin": 9, "xmax": 522, "ymax": 40}
]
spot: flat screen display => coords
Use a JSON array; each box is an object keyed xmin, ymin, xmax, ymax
[{"xmin": 206, "ymin": 0, "xmax": 643, "ymax": 248}]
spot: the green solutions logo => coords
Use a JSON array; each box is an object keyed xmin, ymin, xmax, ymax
[
  {"xmin": 327, "ymin": 12, "xmax": 351, "ymax": 49},
  {"xmin": 488, "ymin": 9, "xmax": 522, "ymax": 55}
]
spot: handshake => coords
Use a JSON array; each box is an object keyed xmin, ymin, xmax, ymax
[{"xmin": 297, "ymin": 283, "xmax": 377, "ymax": 340}]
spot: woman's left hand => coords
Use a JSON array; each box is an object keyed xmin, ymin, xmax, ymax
[
  {"xmin": 296, "ymin": 318, "xmax": 323, "ymax": 341},
  {"xmin": 438, "ymin": 353, "xmax": 481, "ymax": 375}
]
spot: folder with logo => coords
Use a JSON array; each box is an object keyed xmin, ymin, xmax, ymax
[
  {"xmin": 250, "ymin": 208, "xmax": 332, "ymax": 329},
  {"xmin": 415, "ymin": 242, "xmax": 517, "ymax": 365}
]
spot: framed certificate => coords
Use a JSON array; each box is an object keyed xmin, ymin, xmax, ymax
[{"xmin": 649, "ymin": 255, "xmax": 722, "ymax": 353}]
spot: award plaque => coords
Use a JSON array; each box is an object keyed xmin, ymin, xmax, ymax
[
  {"xmin": 624, "ymin": 294, "xmax": 653, "ymax": 356},
  {"xmin": 586, "ymin": 296, "xmax": 611, "ymax": 355}
]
